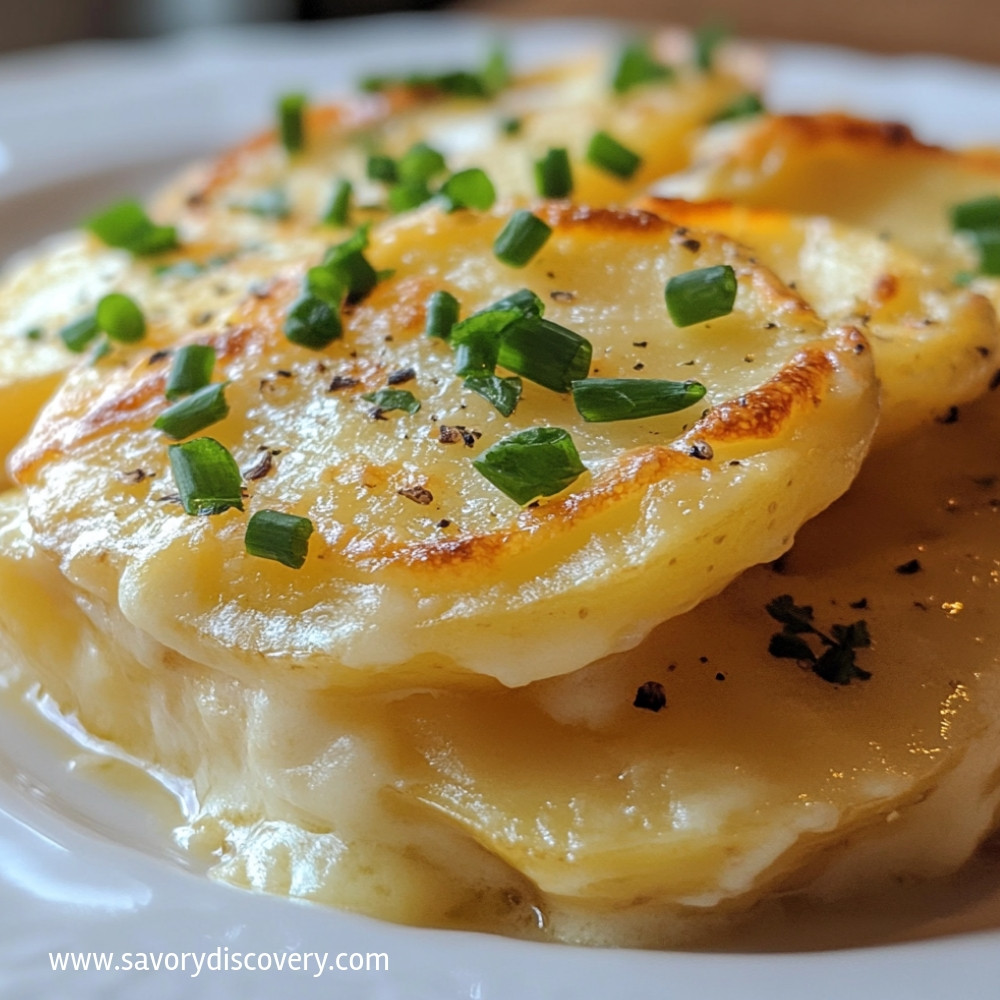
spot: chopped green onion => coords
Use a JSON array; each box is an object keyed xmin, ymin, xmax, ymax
[
  {"xmin": 440, "ymin": 168, "xmax": 496, "ymax": 211},
  {"xmin": 24, "ymin": 327, "xmax": 43, "ymax": 341},
  {"xmin": 710, "ymin": 93, "xmax": 765, "ymax": 124},
  {"xmin": 59, "ymin": 314, "xmax": 100, "ymax": 353},
  {"xmin": 473, "ymin": 426, "xmax": 586, "ymax": 505},
  {"xmin": 493, "ymin": 210, "xmax": 552, "ymax": 267},
  {"xmin": 389, "ymin": 181, "xmax": 433, "ymax": 213},
  {"xmin": 322, "ymin": 226, "xmax": 378, "ymax": 303},
  {"xmin": 586, "ymin": 131, "xmax": 642, "ymax": 180},
  {"xmin": 952, "ymin": 195, "xmax": 1000, "ymax": 233},
  {"xmin": 278, "ymin": 92, "xmax": 307, "ymax": 154},
  {"xmin": 534, "ymin": 147, "xmax": 573, "ymax": 198},
  {"xmin": 571, "ymin": 377, "xmax": 707, "ymax": 421},
  {"xmin": 499, "ymin": 116, "xmax": 522, "ymax": 136},
  {"xmin": 498, "ymin": 316, "xmax": 592, "ymax": 392},
  {"xmin": 611, "ymin": 39, "xmax": 674, "ymax": 94},
  {"xmin": 245, "ymin": 509, "xmax": 314, "ymax": 569},
  {"xmin": 976, "ymin": 231, "xmax": 1000, "ymax": 275},
  {"xmin": 359, "ymin": 70, "xmax": 489, "ymax": 98},
  {"xmin": 168, "ymin": 437, "xmax": 244, "ymax": 516},
  {"xmin": 165, "ymin": 344, "xmax": 216, "ymax": 400},
  {"xmin": 398, "ymin": 142, "xmax": 447, "ymax": 185},
  {"xmin": 85, "ymin": 199, "xmax": 178, "ymax": 256},
  {"xmin": 464, "ymin": 373, "xmax": 522, "ymax": 416},
  {"xmin": 366, "ymin": 154, "xmax": 398, "ymax": 184},
  {"xmin": 306, "ymin": 265, "xmax": 345, "ymax": 307},
  {"xmin": 96, "ymin": 292, "xmax": 146, "ymax": 343},
  {"xmin": 285, "ymin": 294, "xmax": 342, "ymax": 349},
  {"xmin": 665, "ymin": 264, "xmax": 738, "ymax": 327},
  {"xmin": 233, "ymin": 187, "xmax": 290, "ymax": 219},
  {"xmin": 324, "ymin": 179, "xmax": 353, "ymax": 227},
  {"xmin": 154, "ymin": 383, "xmax": 230, "ymax": 440},
  {"xmin": 362, "ymin": 388, "xmax": 421, "ymax": 414},
  {"xmin": 425, "ymin": 289, "xmax": 460, "ymax": 339},
  {"xmin": 485, "ymin": 287, "xmax": 545, "ymax": 317},
  {"xmin": 482, "ymin": 43, "xmax": 510, "ymax": 95},
  {"xmin": 694, "ymin": 23, "xmax": 729, "ymax": 72}
]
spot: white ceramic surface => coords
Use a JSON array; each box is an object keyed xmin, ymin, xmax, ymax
[{"xmin": 2, "ymin": 15, "xmax": 1000, "ymax": 999}]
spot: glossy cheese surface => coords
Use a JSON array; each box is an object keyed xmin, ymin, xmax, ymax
[{"xmin": 10, "ymin": 204, "xmax": 877, "ymax": 687}]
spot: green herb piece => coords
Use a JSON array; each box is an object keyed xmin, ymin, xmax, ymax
[
  {"xmin": 59, "ymin": 314, "xmax": 100, "ymax": 353},
  {"xmin": 977, "ymin": 232, "xmax": 1000, "ymax": 275},
  {"xmin": 398, "ymin": 142, "xmax": 447, "ymax": 185},
  {"xmin": 473, "ymin": 426, "xmax": 586, "ymax": 505},
  {"xmin": 96, "ymin": 292, "xmax": 146, "ymax": 343},
  {"xmin": 463, "ymin": 373, "xmax": 522, "ymax": 416},
  {"xmin": 710, "ymin": 93, "xmax": 765, "ymax": 124},
  {"xmin": 499, "ymin": 116, "xmax": 522, "ymax": 136},
  {"xmin": 952, "ymin": 194, "xmax": 1000, "ymax": 233},
  {"xmin": 85, "ymin": 199, "xmax": 178, "ymax": 256},
  {"xmin": 366, "ymin": 153, "xmax": 399, "ymax": 184},
  {"xmin": 23, "ymin": 327, "xmax": 43, "ymax": 341},
  {"xmin": 452, "ymin": 320, "xmax": 505, "ymax": 377},
  {"xmin": 765, "ymin": 594, "xmax": 872, "ymax": 685},
  {"xmin": 493, "ymin": 210, "xmax": 552, "ymax": 267},
  {"xmin": 154, "ymin": 383, "xmax": 230, "ymax": 440},
  {"xmin": 278, "ymin": 92, "xmax": 307, "ymax": 153},
  {"xmin": 324, "ymin": 178, "xmax": 353, "ymax": 227},
  {"xmin": 359, "ymin": 70, "xmax": 489, "ymax": 98},
  {"xmin": 425, "ymin": 289, "xmax": 460, "ymax": 340},
  {"xmin": 168, "ymin": 437, "xmax": 244, "ymax": 516},
  {"xmin": 440, "ymin": 168, "xmax": 496, "ymax": 211},
  {"xmin": 245, "ymin": 509, "xmax": 314, "ymax": 568},
  {"xmin": 665, "ymin": 264, "xmax": 738, "ymax": 326},
  {"xmin": 485, "ymin": 287, "xmax": 545, "ymax": 317},
  {"xmin": 534, "ymin": 147, "xmax": 573, "ymax": 199},
  {"xmin": 482, "ymin": 43, "xmax": 510, "ymax": 95},
  {"xmin": 694, "ymin": 23, "xmax": 729, "ymax": 72},
  {"xmin": 284, "ymin": 294, "xmax": 342, "ymax": 349},
  {"xmin": 611, "ymin": 39, "xmax": 674, "ymax": 94},
  {"xmin": 388, "ymin": 181, "xmax": 433, "ymax": 213},
  {"xmin": 362, "ymin": 388, "xmax": 421, "ymax": 414},
  {"xmin": 586, "ymin": 130, "xmax": 642, "ymax": 180},
  {"xmin": 319, "ymin": 226, "xmax": 378, "ymax": 303},
  {"xmin": 498, "ymin": 316, "xmax": 592, "ymax": 392},
  {"xmin": 233, "ymin": 187, "xmax": 291, "ymax": 219},
  {"xmin": 306, "ymin": 265, "xmax": 345, "ymax": 307},
  {"xmin": 165, "ymin": 344, "xmax": 216, "ymax": 400},
  {"xmin": 571, "ymin": 377, "xmax": 707, "ymax": 421}
]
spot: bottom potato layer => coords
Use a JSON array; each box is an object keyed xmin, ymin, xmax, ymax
[{"xmin": 1, "ymin": 392, "xmax": 1000, "ymax": 947}]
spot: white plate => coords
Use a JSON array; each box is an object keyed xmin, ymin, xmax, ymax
[{"xmin": 2, "ymin": 14, "xmax": 1000, "ymax": 999}]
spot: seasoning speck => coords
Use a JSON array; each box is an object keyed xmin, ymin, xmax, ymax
[
  {"xmin": 398, "ymin": 485, "xmax": 434, "ymax": 505},
  {"xmin": 633, "ymin": 681, "xmax": 667, "ymax": 712},
  {"xmin": 896, "ymin": 558, "xmax": 923, "ymax": 575},
  {"xmin": 387, "ymin": 366, "xmax": 416, "ymax": 385}
]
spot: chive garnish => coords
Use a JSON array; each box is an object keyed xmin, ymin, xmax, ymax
[
  {"xmin": 362, "ymin": 388, "xmax": 421, "ymax": 414},
  {"xmin": 611, "ymin": 39, "xmax": 674, "ymax": 94},
  {"xmin": 586, "ymin": 131, "xmax": 642, "ymax": 179},
  {"xmin": 366, "ymin": 154, "xmax": 398, "ymax": 184},
  {"xmin": 306, "ymin": 265, "xmax": 345, "ymax": 307},
  {"xmin": 452, "ymin": 320, "xmax": 505, "ymax": 377},
  {"xmin": 324, "ymin": 179, "xmax": 353, "ymax": 227},
  {"xmin": 322, "ymin": 226, "xmax": 378, "ymax": 303},
  {"xmin": 694, "ymin": 23, "xmax": 729, "ymax": 72},
  {"xmin": 499, "ymin": 116, "xmax": 522, "ymax": 136},
  {"xmin": 482, "ymin": 43, "xmax": 510, "ymax": 95},
  {"xmin": 493, "ymin": 210, "xmax": 552, "ymax": 267},
  {"xmin": 473, "ymin": 426, "xmax": 586, "ymax": 505},
  {"xmin": 710, "ymin": 93, "xmax": 765, "ymax": 124},
  {"xmin": 23, "ymin": 327, "xmax": 43, "ymax": 341},
  {"xmin": 165, "ymin": 344, "xmax": 215, "ymax": 400},
  {"xmin": 977, "ymin": 232, "xmax": 1000, "ymax": 275},
  {"xmin": 486, "ymin": 287, "xmax": 545, "ymax": 317},
  {"xmin": 154, "ymin": 383, "xmax": 230, "ymax": 440},
  {"xmin": 245, "ymin": 509, "xmax": 314, "ymax": 569},
  {"xmin": 284, "ymin": 294, "xmax": 342, "ymax": 349},
  {"xmin": 571, "ymin": 377, "xmax": 706, "ymax": 422},
  {"xmin": 440, "ymin": 168, "xmax": 496, "ymax": 211},
  {"xmin": 425, "ymin": 289, "xmax": 460, "ymax": 339},
  {"xmin": 59, "ymin": 314, "xmax": 100, "ymax": 353},
  {"xmin": 534, "ymin": 147, "xmax": 573, "ymax": 198},
  {"xmin": 278, "ymin": 92, "xmax": 307, "ymax": 154},
  {"xmin": 389, "ymin": 181, "xmax": 433, "ymax": 213},
  {"xmin": 168, "ymin": 437, "xmax": 244, "ymax": 516},
  {"xmin": 96, "ymin": 292, "xmax": 145, "ymax": 343},
  {"xmin": 463, "ymin": 373, "xmax": 522, "ymax": 416},
  {"xmin": 951, "ymin": 195, "xmax": 1000, "ymax": 275},
  {"xmin": 497, "ymin": 316, "xmax": 592, "ymax": 392},
  {"xmin": 666, "ymin": 265, "xmax": 738, "ymax": 326},
  {"xmin": 398, "ymin": 142, "xmax": 447, "ymax": 185},
  {"xmin": 85, "ymin": 199, "xmax": 178, "ymax": 256},
  {"xmin": 360, "ymin": 69, "xmax": 489, "ymax": 97}
]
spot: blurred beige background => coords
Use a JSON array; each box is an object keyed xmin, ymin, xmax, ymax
[{"xmin": 1, "ymin": 0, "xmax": 999, "ymax": 65}]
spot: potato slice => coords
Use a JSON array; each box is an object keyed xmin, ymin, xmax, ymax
[
  {"xmin": 10, "ymin": 203, "xmax": 877, "ymax": 688},
  {"xmin": 636, "ymin": 196, "xmax": 1000, "ymax": 441}
]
